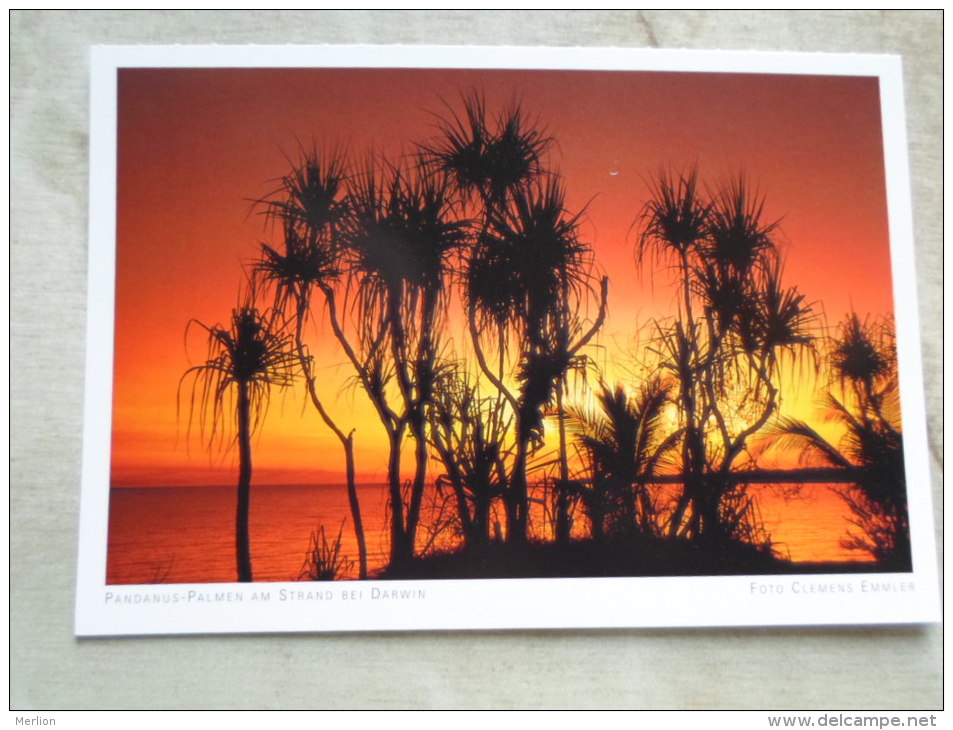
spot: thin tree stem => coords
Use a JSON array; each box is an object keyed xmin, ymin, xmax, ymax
[
  {"xmin": 236, "ymin": 380, "xmax": 253, "ymax": 583},
  {"xmin": 293, "ymin": 307, "xmax": 367, "ymax": 579}
]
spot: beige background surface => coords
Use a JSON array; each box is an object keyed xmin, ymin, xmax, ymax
[{"xmin": 10, "ymin": 10, "xmax": 942, "ymax": 710}]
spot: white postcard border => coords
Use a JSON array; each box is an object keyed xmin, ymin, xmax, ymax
[{"xmin": 76, "ymin": 44, "xmax": 940, "ymax": 636}]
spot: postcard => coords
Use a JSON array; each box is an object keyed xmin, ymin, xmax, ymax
[{"xmin": 76, "ymin": 44, "xmax": 939, "ymax": 635}]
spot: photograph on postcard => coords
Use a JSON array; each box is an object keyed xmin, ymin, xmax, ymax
[{"xmin": 76, "ymin": 46, "xmax": 938, "ymax": 634}]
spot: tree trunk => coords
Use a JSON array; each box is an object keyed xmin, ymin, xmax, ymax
[
  {"xmin": 473, "ymin": 491, "xmax": 491, "ymax": 549},
  {"xmin": 507, "ymin": 441, "xmax": 529, "ymax": 543},
  {"xmin": 406, "ymin": 291, "xmax": 439, "ymax": 553},
  {"xmin": 387, "ymin": 430, "xmax": 411, "ymax": 567},
  {"xmin": 554, "ymin": 483, "xmax": 573, "ymax": 544},
  {"xmin": 236, "ymin": 381, "xmax": 253, "ymax": 583},
  {"xmin": 430, "ymin": 422, "xmax": 477, "ymax": 548},
  {"xmin": 405, "ymin": 412, "xmax": 428, "ymax": 557},
  {"xmin": 294, "ymin": 310, "xmax": 368, "ymax": 580},
  {"xmin": 342, "ymin": 433, "xmax": 368, "ymax": 579}
]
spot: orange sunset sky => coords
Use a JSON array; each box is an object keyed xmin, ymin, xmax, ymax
[{"xmin": 111, "ymin": 67, "xmax": 895, "ymax": 488}]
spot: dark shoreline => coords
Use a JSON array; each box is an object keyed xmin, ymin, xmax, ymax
[{"xmin": 374, "ymin": 536, "xmax": 904, "ymax": 581}]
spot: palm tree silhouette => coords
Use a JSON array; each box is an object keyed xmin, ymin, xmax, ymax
[
  {"xmin": 425, "ymin": 96, "xmax": 608, "ymax": 543},
  {"xmin": 567, "ymin": 379, "xmax": 678, "ymax": 539},
  {"xmin": 421, "ymin": 92, "xmax": 552, "ymax": 213},
  {"xmin": 180, "ymin": 295, "xmax": 296, "ymax": 582},
  {"xmin": 428, "ymin": 363, "xmax": 512, "ymax": 548},
  {"xmin": 257, "ymin": 147, "xmax": 370, "ymax": 578},
  {"xmin": 469, "ymin": 179, "xmax": 607, "ymax": 541},
  {"xmin": 638, "ymin": 172, "xmax": 814, "ymax": 543},
  {"xmin": 339, "ymin": 160, "xmax": 469, "ymax": 566},
  {"xmin": 772, "ymin": 314, "xmax": 908, "ymax": 567},
  {"xmin": 637, "ymin": 169, "xmax": 710, "ymax": 539}
]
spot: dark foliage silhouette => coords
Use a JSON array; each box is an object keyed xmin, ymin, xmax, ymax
[
  {"xmin": 638, "ymin": 170, "xmax": 816, "ymax": 546},
  {"xmin": 566, "ymin": 379, "xmax": 679, "ymax": 539},
  {"xmin": 180, "ymin": 296, "xmax": 296, "ymax": 581},
  {"xmin": 427, "ymin": 363, "xmax": 512, "ymax": 548},
  {"xmin": 257, "ymin": 148, "xmax": 368, "ymax": 578},
  {"xmin": 771, "ymin": 314, "xmax": 909, "ymax": 568},
  {"xmin": 339, "ymin": 161, "xmax": 470, "ymax": 566}
]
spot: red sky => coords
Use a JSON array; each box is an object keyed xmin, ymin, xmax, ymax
[{"xmin": 111, "ymin": 67, "xmax": 894, "ymax": 487}]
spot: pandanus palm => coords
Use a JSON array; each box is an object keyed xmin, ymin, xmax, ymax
[
  {"xmin": 181, "ymin": 300, "xmax": 296, "ymax": 582},
  {"xmin": 830, "ymin": 313, "xmax": 895, "ymax": 427},
  {"xmin": 639, "ymin": 171, "xmax": 814, "ymax": 543},
  {"xmin": 468, "ymin": 179, "xmax": 607, "ymax": 541},
  {"xmin": 426, "ymin": 95, "xmax": 608, "ymax": 543},
  {"xmin": 637, "ymin": 170, "xmax": 710, "ymax": 538},
  {"xmin": 703, "ymin": 178, "xmax": 779, "ymax": 276},
  {"xmin": 638, "ymin": 169, "xmax": 710, "ymax": 325},
  {"xmin": 256, "ymin": 148, "xmax": 371, "ymax": 578},
  {"xmin": 428, "ymin": 365, "xmax": 512, "ymax": 549},
  {"xmin": 772, "ymin": 314, "xmax": 908, "ymax": 567},
  {"xmin": 702, "ymin": 185, "xmax": 813, "ymax": 540},
  {"xmin": 421, "ymin": 93, "xmax": 552, "ymax": 212},
  {"xmin": 340, "ymin": 161, "xmax": 469, "ymax": 566},
  {"xmin": 424, "ymin": 92, "xmax": 560, "ymax": 406}
]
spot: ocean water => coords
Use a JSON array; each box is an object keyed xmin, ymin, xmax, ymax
[
  {"xmin": 107, "ymin": 483, "xmax": 393, "ymax": 585},
  {"xmin": 106, "ymin": 482, "xmax": 870, "ymax": 585},
  {"xmin": 746, "ymin": 483, "xmax": 874, "ymax": 564}
]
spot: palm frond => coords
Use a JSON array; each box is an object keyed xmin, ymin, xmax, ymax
[
  {"xmin": 420, "ymin": 92, "xmax": 553, "ymax": 206},
  {"xmin": 261, "ymin": 145, "xmax": 350, "ymax": 234},
  {"xmin": 705, "ymin": 176, "xmax": 779, "ymax": 274},
  {"xmin": 255, "ymin": 147, "xmax": 349, "ymax": 315},
  {"xmin": 831, "ymin": 312, "xmax": 891, "ymax": 387},
  {"xmin": 637, "ymin": 167, "xmax": 710, "ymax": 264},
  {"xmin": 766, "ymin": 415, "xmax": 851, "ymax": 469},
  {"xmin": 342, "ymin": 161, "xmax": 469, "ymax": 308},
  {"xmin": 733, "ymin": 257, "xmax": 816, "ymax": 361},
  {"xmin": 180, "ymin": 299, "xmax": 297, "ymax": 452}
]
